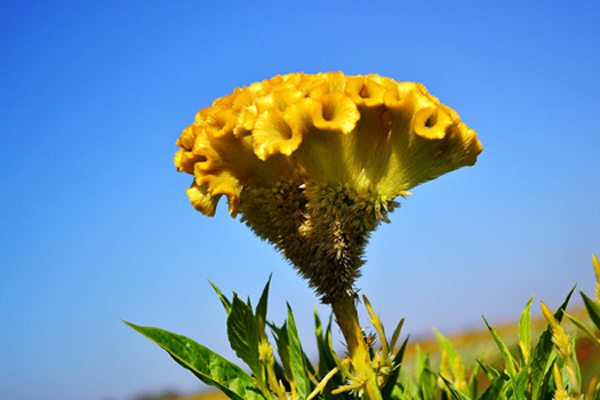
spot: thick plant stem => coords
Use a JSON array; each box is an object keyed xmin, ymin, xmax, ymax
[
  {"xmin": 331, "ymin": 294, "xmax": 382, "ymax": 400},
  {"xmin": 331, "ymin": 294, "xmax": 366, "ymax": 357}
]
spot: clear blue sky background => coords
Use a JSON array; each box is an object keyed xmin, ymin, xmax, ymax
[{"xmin": 1, "ymin": 1, "xmax": 599, "ymax": 399}]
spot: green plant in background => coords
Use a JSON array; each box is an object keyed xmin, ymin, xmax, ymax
[
  {"xmin": 126, "ymin": 255, "xmax": 600, "ymax": 399},
  {"xmin": 126, "ymin": 72, "xmax": 598, "ymax": 399},
  {"xmin": 565, "ymin": 255, "xmax": 600, "ymax": 350}
]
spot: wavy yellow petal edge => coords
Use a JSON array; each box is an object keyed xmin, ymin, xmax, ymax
[{"xmin": 175, "ymin": 72, "xmax": 482, "ymax": 217}]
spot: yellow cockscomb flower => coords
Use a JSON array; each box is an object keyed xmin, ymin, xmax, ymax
[{"xmin": 175, "ymin": 72, "xmax": 481, "ymax": 302}]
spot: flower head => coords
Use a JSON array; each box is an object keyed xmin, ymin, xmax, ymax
[{"xmin": 175, "ymin": 72, "xmax": 481, "ymax": 302}]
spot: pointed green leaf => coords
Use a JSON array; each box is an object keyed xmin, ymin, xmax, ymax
[
  {"xmin": 435, "ymin": 329, "xmax": 466, "ymax": 384},
  {"xmin": 208, "ymin": 280, "xmax": 232, "ymax": 315},
  {"xmin": 476, "ymin": 360, "xmax": 501, "ymax": 381},
  {"xmin": 271, "ymin": 322, "xmax": 293, "ymax": 382},
  {"xmin": 518, "ymin": 296, "xmax": 534, "ymax": 364},
  {"xmin": 570, "ymin": 336, "xmax": 582, "ymax": 391},
  {"xmin": 125, "ymin": 321, "xmax": 264, "ymax": 400},
  {"xmin": 467, "ymin": 361, "xmax": 480, "ymax": 400},
  {"xmin": 272, "ymin": 359, "xmax": 286, "ymax": 385},
  {"xmin": 565, "ymin": 311, "xmax": 600, "ymax": 346},
  {"xmin": 440, "ymin": 376, "xmax": 471, "ymax": 400},
  {"xmin": 530, "ymin": 286, "xmax": 574, "ymax": 400},
  {"xmin": 314, "ymin": 310, "xmax": 345, "ymax": 392},
  {"xmin": 581, "ymin": 291, "xmax": 600, "ymax": 330},
  {"xmin": 478, "ymin": 375, "xmax": 507, "ymax": 400},
  {"xmin": 302, "ymin": 351, "xmax": 316, "ymax": 378},
  {"xmin": 314, "ymin": 311, "xmax": 343, "ymax": 398},
  {"xmin": 482, "ymin": 316, "xmax": 517, "ymax": 377},
  {"xmin": 508, "ymin": 369, "xmax": 528, "ymax": 400},
  {"xmin": 389, "ymin": 318, "xmax": 405, "ymax": 354},
  {"xmin": 477, "ymin": 360, "xmax": 502, "ymax": 382},
  {"xmin": 256, "ymin": 276, "xmax": 271, "ymax": 339},
  {"xmin": 535, "ymin": 358, "xmax": 555, "ymax": 400},
  {"xmin": 392, "ymin": 336, "xmax": 409, "ymax": 366},
  {"xmin": 397, "ymin": 368, "xmax": 419, "ymax": 399},
  {"xmin": 227, "ymin": 295, "xmax": 261, "ymax": 377},
  {"xmin": 389, "ymin": 385, "xmax": 404, "ymax": 400},
  {"xmin": 314, "ymin": 309, "xmax": 332, "ymax": 374},
  {"xmin": 286, "ymin": 303, "xmax": 310, "ymax": 399},
  {"xmin": 381, "ymin": 336, "xmax": 409, "ymax": 398},
  {"xmin": 415, "ymin": 346, "xmax": 426, "ymax": 381},
  {"xmin": 416, "ymin": 348, "xmax": 438, "ymax": 400}
]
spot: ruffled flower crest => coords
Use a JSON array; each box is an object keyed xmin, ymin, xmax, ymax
[{"xmin": 175, "ymin": 72, "xmax": 481, "ymax": 301}]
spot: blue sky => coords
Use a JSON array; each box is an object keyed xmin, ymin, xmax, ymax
[{"xmin": 1, "ymin": 1, "xmax": 599, "ymax": 399}]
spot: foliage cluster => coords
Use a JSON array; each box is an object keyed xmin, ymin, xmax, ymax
[{"xmin": 127, "ymin": 257, "xmax": 600, "ymax": 400}]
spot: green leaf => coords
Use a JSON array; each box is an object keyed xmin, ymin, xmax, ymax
[
  {"xmin": 389, "ymin": 318, "xmax": 405, "ymax": 353},
  {"xmin": 535, "ymin": 358, "xmax": 555, "ymax": 400},
  {"xmin": 397, "ymin": 368, "xmax": 418, "ymax": 399},
  {"xmin": 302, "ymin": 351, "xmax": 316, "ymax": 378},
  {"xmin": 271, "ymin": 322, "xmax": 293, "ymax": 382},
  {"xmin": 570, "ymin": 336, "xmax": 582, "ymax": 391},
  {"xmin": 255, "ymin": 275, "xmax": 271, "ymax": 339},
  {"xmin": 389, "ymin": 384, "xmax": 404, "ymax": 400},
  {"xmin": 478, "ymin": 375, "xmax": 507, "ymax": 400},
  {"xmin": 508, "ymin": 370, "xmax": 528, "ymax": 400},
  {"xmin": 440, "ymin": 376, "xmax": 471, "ymax": 400},
  {"xmin": 314, "ymin": 309, "xmax": 335, "ymax": 375},
  {"xmin": 581, "ymin": 291, "xmax": 600, "ymax": 330},
  {"xmin": 416, "ymin": 348, "xmax": 438, "ymax": 400},
  {"xmin": 208, "ymin": 280, "xmax": 232, "ymax": 315},
  {"xmin": 467, "ymin": 361, "xmax": 480, "ymax": 400},
  {"xmin": 392, "ymin": 336, "xmax": 409, "ymax": 366},
  {"xmin": 565, "ymin": 311, "xmax": 600, "ymax": 346},
  {"xmin": 286, "ymin": 303, "xmax": 310, "ymax": 399},
  {"xmin": 482, "ymin": 316, "xmax": 517, "ymax": 377},
  {"xmin": 435, "ymin": 329, "xmax": 466, "ymax": 384},
  {"xmin": 272, "ymin": 359, "xmax": 287, "ymax": 386},
  {"xmin": 476, "ymin": 360, "xmax": 501, "ymax": 381},
  {"xmin": 125, "ymin": 321, "xmax": 264, "ymax": 400},
  {"xmin": 518, "ymin": 296, "xmax": 534, "ymax": 364},
  {"xmin": 381, "ymin": 336, "xmax": 409, "ymax": 399},
  {"xmin": 314, "ymin": 312, "xmax": 343, "ymax": 399},
  {"xmin": 530, "ymin": 286, "xmax": 574, "ymax": 400},
  {"xmin": 227, "ymin": 295, "xmax": 261, "ymax": 377},
  {"xmin": 478, "ymin": 358, "xmax": 523, "ymax": 400}
]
